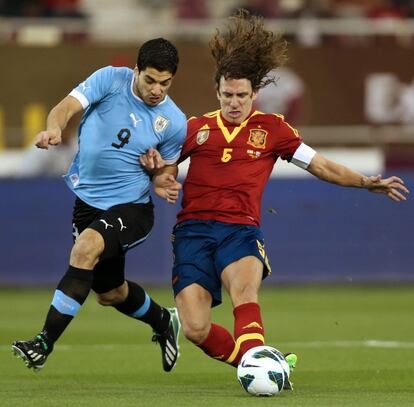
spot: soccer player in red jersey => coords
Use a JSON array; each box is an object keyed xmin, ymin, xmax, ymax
[{"xmin": 143, "ymin": 10, "xmax": 409, "ymax": 385}]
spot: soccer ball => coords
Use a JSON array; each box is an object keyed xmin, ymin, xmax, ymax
[{"xmin": 237, "ymin": 345, "xmax": 290, "ymax": 397}]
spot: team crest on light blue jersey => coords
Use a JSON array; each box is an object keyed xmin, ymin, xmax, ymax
[{"xmin": 154, "ymin": 115, "xmax": 169, "ymax": 133}]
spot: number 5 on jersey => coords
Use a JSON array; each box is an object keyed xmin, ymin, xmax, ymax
[{"xmin": 221, "ymin": 148, "xmax": 233, "ymax": 163}]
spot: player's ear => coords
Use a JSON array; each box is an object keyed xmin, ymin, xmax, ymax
[
  {"xmin": 216, "ymin": 86, "xmax": 221, "ymax": 101},
  {"xmin": 252, "ymin": 90, "xmax": 258, "ymax": 101}
]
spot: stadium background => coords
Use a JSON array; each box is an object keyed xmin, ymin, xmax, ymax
[
  {"xmin": 1, "ymin": 3, "xmax": 413, "ymax": 406},
  {"xmin": 1, "ymin": 1, "xmax": 413, "ymax": 286}
]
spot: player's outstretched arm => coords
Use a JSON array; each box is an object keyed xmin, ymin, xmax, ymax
[
  {"xmin": 307, "ymin": 153, "xmax": 409, "ymax": 202},
  {"xmin": 35, "ymin": 95, "xmax": 83, "ymax": 149}
]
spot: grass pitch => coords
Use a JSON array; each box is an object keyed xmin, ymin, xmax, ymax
[{"xmin": 1, "ymin": 286, "xmax": 413, "ymax": 407}]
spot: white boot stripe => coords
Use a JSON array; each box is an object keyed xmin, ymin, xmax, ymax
[{"xmin": 166, "ymin": 340, "xmax": 176, "ymax": 354}]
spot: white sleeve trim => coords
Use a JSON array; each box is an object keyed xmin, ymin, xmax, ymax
[
  {"xmin": 291, "ymin": 143, "xmax": 317, "ymax": 169},
  {"xmin": 69, "ymin": 89, "xmax": 90, "ymax": 109}
]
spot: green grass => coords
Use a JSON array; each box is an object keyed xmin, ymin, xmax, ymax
[{"xmin": 1, "ymin": 286, "xmax": 414, "ymax": 406}]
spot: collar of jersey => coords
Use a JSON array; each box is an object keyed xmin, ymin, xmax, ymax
[
  {"xmin": 217, "ymin": 110, "xmax": 260, "ymax": 143},
  {"xmin": 129, "ymin": 74, "xmax": 168, "ymax": 106}
]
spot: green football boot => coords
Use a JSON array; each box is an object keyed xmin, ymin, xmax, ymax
[
  {"xmin": 284, "ymin": 353, "xmax": 298, "ymax": 390},
  {"xmin": 152, "ymin": 307, "xmax": 181, "ymax": 372}
]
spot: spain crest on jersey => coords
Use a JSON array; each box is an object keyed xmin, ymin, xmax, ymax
[
  {"xmin": 247, "ymin": 129, "xmax": 268, "ymax": 149},
  {"xmin": 196, "ymin": 124, "xmax": 210, "ymax": 145}
]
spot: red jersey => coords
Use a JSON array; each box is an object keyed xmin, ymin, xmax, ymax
[{"xmin": 177, "ymin": 109, "xmax": 302, "ymax": 226}]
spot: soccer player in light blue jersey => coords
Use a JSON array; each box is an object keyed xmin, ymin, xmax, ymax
[{"xmin": 12, "ymin": 38, "xmax": 186, "ymax": 373}]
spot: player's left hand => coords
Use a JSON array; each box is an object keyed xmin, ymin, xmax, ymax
[
  {"xmin": 139, "ymin": 148, "xmax": 166, "ymax": 170},
  {"xmin": 366, "ymin": 175, "xmax": 410, "ymax": 202}
]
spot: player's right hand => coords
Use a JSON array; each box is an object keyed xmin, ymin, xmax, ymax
[
  {"xmin": 35, "ymin": 129, "xmax": 62, "ymax": 149},
  {"xmin": 139, "ymin": 148, "xmax": 166, "ymax": 170}
]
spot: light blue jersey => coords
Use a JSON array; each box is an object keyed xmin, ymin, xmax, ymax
[{"xmin": 64, "ymin": 66, "xmax": 187, "ymax": 210}]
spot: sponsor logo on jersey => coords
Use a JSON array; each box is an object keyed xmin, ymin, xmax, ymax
[
  {"xmin": 69, "ymin": 173, "xmax": 79, "ymax": 187},
  {"xmin": 246, "ymin": 149, "xmax": 262, "ymax": 159},
  {"xmin": 247, "ymin": 129, "xmax": 268, "ymax": 149},
  {"xmin": 153, "ymin": 115, "xmax": 169, "ymax": 133},
  {"xmin": 80, "ymin": 81, "xmax": 91, "ymax": 92},
  {"xmin": 196, "ymin": 126, "xmax": 210, "ymax": 145},
  {"xmin": 129, "ymin": 113, "xmax": 141, "ymax": 127}
]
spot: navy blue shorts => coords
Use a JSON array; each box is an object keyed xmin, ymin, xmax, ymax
[{"xmin": 171, "ymin": 220, "xmax": 272, "ymax": 307}]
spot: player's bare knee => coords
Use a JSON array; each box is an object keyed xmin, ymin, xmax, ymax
[
  {"xmin": 70, "ymin": 241, "xmax": 100, "ymax": 268},
  {"xmin": 231, "ymin": 283, "xmax": 259, "ymax": 305},
  {"xmin": 181, "ymin": 321, "xmax": 209, "ymax": 345},
  {"xmin": 70, "ymin": 230, "xmax": 104, "ymax": 269}
]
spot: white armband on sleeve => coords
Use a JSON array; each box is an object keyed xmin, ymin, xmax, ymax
[
  {"xmin": 69, "ymin": 89, "xmax": 90, "ymax": 109},
  {"xmin": 291, "ymin": 143, "xmax": 317, "ymax": 169}
]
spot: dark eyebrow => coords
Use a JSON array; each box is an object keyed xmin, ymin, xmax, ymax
[
  {"xmin": 145, "ymin": 74, "xmax": 172, "ymax": 85},
  {"xmin": 223, "ymin": 91, "xmax": 249, "ymax": 97}
]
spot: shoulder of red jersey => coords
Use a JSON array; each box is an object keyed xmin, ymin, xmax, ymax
[
  {"xmin": 203, "ymin": 109, "xmax": 220, "ymax": 118},
  {"xmin": 252, "ymin": 110, "xmax": 300, "ymax": 138},
  {"xmin": 187, "ymin": 110, "xmax": 219, "ymax": 121},
  {"xmin": 252, "ymin": 110, "xmax": 285, "ymax": 123},
  {"xmin": 187, "ymin": 110, "xmax": 219, "ymax": 131}
]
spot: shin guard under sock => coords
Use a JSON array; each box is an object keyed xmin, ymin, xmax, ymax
[
  {"xmin": 115, "ymin": 280, "xmax": 170, "ymax": 333},
  {"xmin": 42, "ymin": 266, "xmax": 93, "ymax": 346},
  {"xmin": 198, "ymin": 323, "xmax": 239, "ymax": 367},
  {"xmin": 233, "ymin": 302, "xmax": 265, "ymax": 357}
]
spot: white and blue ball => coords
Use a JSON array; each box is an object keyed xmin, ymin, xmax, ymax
[{"xmin": 237, "ymin": 345, "xmax": 290, "ymax": 397}]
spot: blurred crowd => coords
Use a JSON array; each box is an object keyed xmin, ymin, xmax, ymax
[
  {"xmin": 0, "ymin": 0, "xmax": 86, "ymax": 18},
  {"xmin": 1, "ymin": 0, "xmax": 414, "ymax": 19},
  {"xmin": 175, "ymin": 0, "xmax": 414, "ymax": 19}
]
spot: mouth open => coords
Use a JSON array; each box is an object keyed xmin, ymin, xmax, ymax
[
  {"xmin": 228, "ymin": 111, "xmax": 241, "ymax": 118},
  {"xmin": 149, "ymin": 96, "xmax": 161, "ymax": 103}
]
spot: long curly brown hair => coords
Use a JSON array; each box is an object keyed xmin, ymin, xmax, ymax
[{"xmin": 209, "ymin": 9, "xmax": 288, "ymax": 91}]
